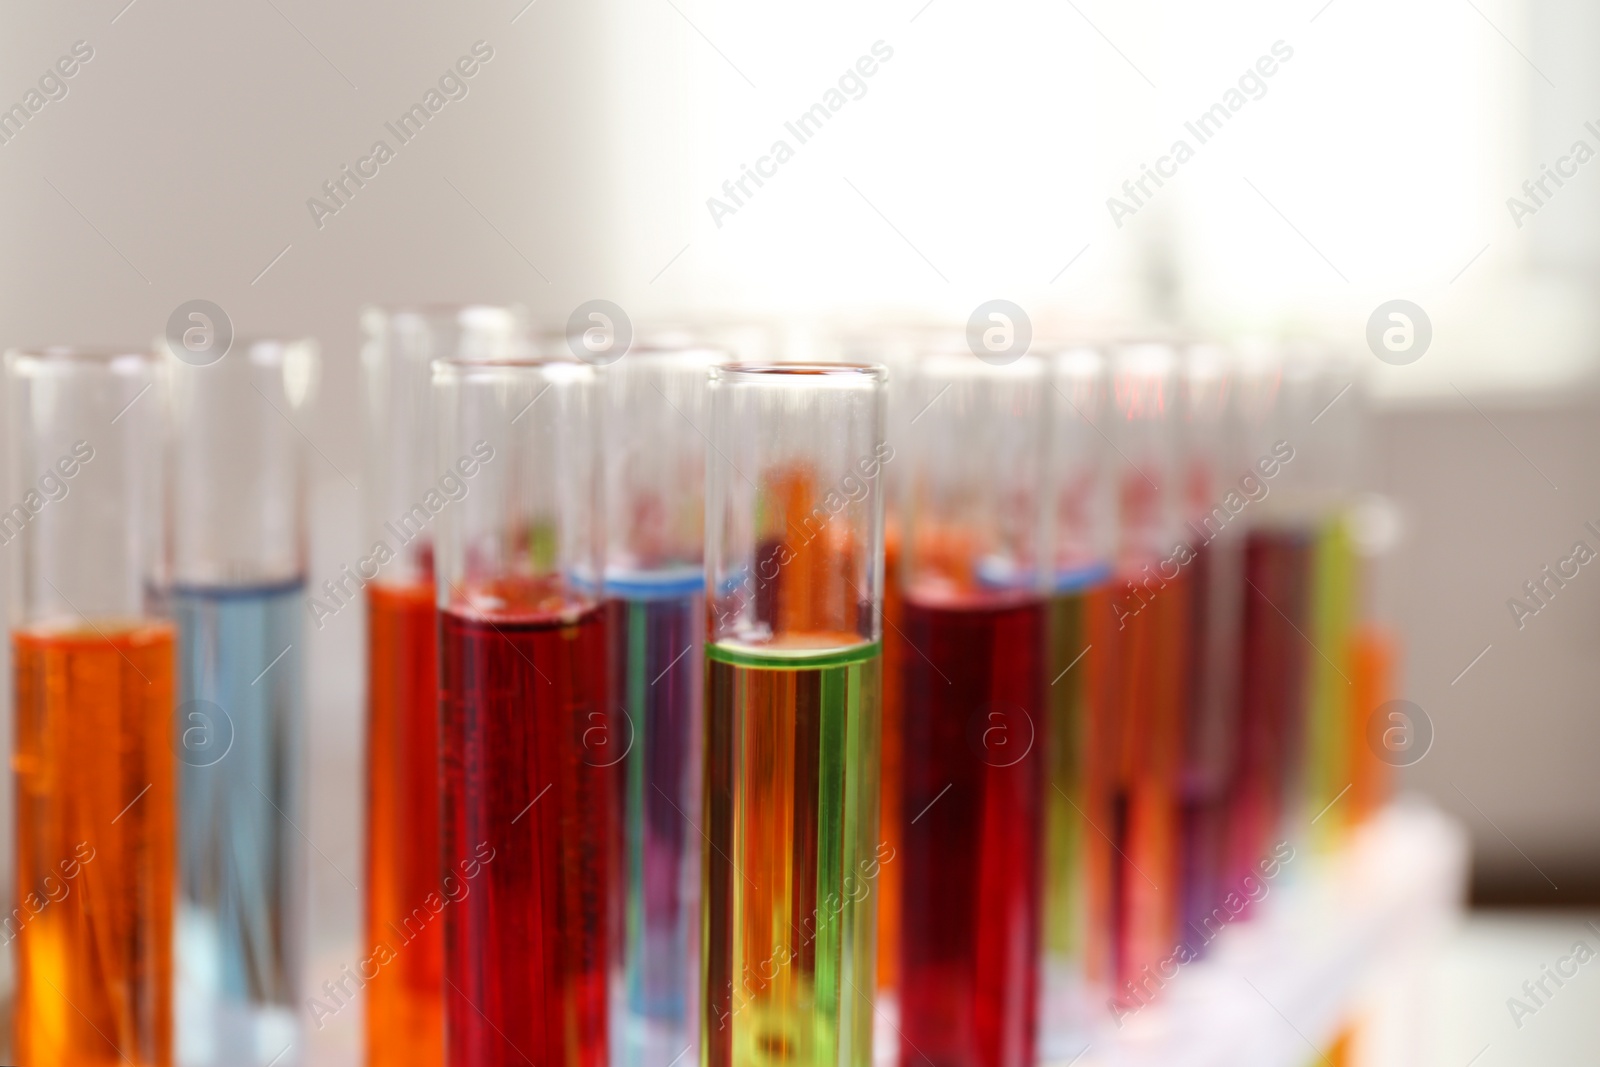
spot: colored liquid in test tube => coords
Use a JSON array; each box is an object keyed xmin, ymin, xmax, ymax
[
  {"xmin": 1173, "ymin": 344, "xmax": 1242, "ymax": 947},
  {"xmin": 702, "ymin": 363, "xmax": 887, "ymax": 1067},
  {"xmin": 897, "ymin": 352, "xmax": 1049, "ymax": 1067},
  {"xmin": 362, "ymin": 306, "xmax": 522, "ymax": 1067},
  {"xmin": 835, "ymin": 326, "xmax": 923, "ymax": 1020},
  {"xmin": 1038, "ymin": 347, "xmax": 1115, "ymax": 1057},
  {"xmin": 434, "ymin": 355, "xmax": 615, "ymax": 1067},
  {"xmin": 1300, "ymin": 352, "xmax": 1366, "ymax": 851},
  {"xmin": 7, "ymin": 346, "xmax": 175, "ymax": 1066},
  {"xmin": 1097, "ymin": 343, "xmax": 1187, "ymax": 1007},
  {"xmin": 604, "ymin": 344, "xmax": 721, "ymax": 1067},
  {"xmin": 168, "ymin": 338, "xmax": 315, "ymax": 1066},
  {"xmin": 1227, "ymin": 346, "xmax": 1313, "ymax": 887}
]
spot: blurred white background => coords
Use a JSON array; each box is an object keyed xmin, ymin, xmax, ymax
[{"xmin": 1, "ymin": 0, "xmax": 1598, "ymax": 1061}]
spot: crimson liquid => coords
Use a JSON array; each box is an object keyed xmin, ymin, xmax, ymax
[
  {"xmin": 898, "ymin": 594, "xmax": 1045, "ymax": 1067},
  {"xmin": 1228, "ymin": 528, "xmax": 1312, "ymax": 895},
  {"xmin": 439, "ymin": 598, "xmax": 615, "ymax": 1067}
]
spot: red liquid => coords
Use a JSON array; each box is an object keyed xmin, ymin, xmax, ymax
[
  {"xmin": 1176, "ymin": 543, "xmax": 1235, "ymax": 948},
  {"xmin": 439, "ymin": 598, "xmax": 615, "ymax": 1067},
  {"xmin": 1227, "ymin": 529, "xmax": 1312, "ymax": 893},
  {"xmin": 366, "ymin": 581, "xmax": 443, "ymax": 1067},
  {"xmin": 898, "ymin": 595, "xmax": 1045, "ymax": 1067}
]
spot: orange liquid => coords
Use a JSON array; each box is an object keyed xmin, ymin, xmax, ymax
[
  {"xmin": 365, "ymin": 581, "xmax": 444, "ymax": 1067},
  {"xmin": 876, "ymin": 529, "xmax": 903, "ymax": 992},
  {"xmin": 1088, "ymin": 566, "xmax": 1188, "ymax": 1001},
  {"xmin": 1347, "ymin": 625, "xmax": 1395, "ymax": 825},
  {"xmin": 13, "ymin": 621, "xmax": 175, "ymax": 1067}
]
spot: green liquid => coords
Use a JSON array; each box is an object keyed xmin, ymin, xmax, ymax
[
  {"xmin": 702, "ymin": 641, "xmax": 881, "ymax": 1067},
  {"xmin": 1306, "ymin": 512, "xmax": 1358, "ymax": 849}
]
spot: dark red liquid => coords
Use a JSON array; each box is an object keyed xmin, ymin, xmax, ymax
[
  {"xmin": 1227, "ymin": 528, "xmax": 1312, "ymax": 896},
  {"xmin": 898, "ymin": 595, "xmax": 1045, "ymax": 1067},
  {"xmin": 1176, "ymin": 543, "xmax": 1234, "ymax": 950},
  {"xmin": 439, "ymin": 602, "xmax": 615, "ymax": 1067}
]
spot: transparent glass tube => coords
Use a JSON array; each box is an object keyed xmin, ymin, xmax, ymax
[
  {"xmin": 1173, "ymin": 343, "xmax": 1245, "ymax": 964},
  {"xmin": 360, "ymin": 305, "xmax": 521, "ymax": 1067},
  {"xmin": 897, "ymin": 352, "xmax": 1048, "ymax": 1067},
  {"xmin": 1224, "ymin": 342, "xmax": 1313, "ymax": 908},
  {"xmin": 1096, "ymin": 342, "xmax": 1187, "ymax": 1010},
  {"xmin": 1301, "ymin": 349, "xmax": 1366, "ymax": 852},
  {"xmin": 605, "ymin": 345, "xmax": 720, "ymax": 1067},
  {"xmin": 167, "ymin": 337, "xmax": 312, "ymax": 1067},
  {"xmin": 5, "ymin": 346, "xmax": 174, "ymax": 1066},
  {"xmin": 432, "ymin": 356, "xmax": 613, "ymax": 1067},
  {"xmin": 832, "ymin": 330, "xmax": 920, "ymax": 1010},
  {"xmin": 701, "ymin": 363, "xmax": 885, "ymax": 1067},
  {"xmin": 1039, "ymin": 346, "xmax": 1114, "ymax": 1059}
]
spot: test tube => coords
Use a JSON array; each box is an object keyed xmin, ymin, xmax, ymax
[
  {"xmin": 604, "ymin": 344, "xmax": 720, "ymax": 1067},
  {"xmin": 167, "ymin": 337, "xmax": 312, "ymax": 1066},
  {"xmin": 834, "ymin": 326, "xmax": 925, "ymax": 1012},
  {"xmin": 1226, "ymin": 342, "xmax": 1308, "ymax": 893},
  {"xmin": 360, "ymin": 305, "xmax": 521, "ymax": 1067},
  {"xmin": 1299, "ymin": 349, "xmax": 1365, "ymax": 850},
  {"xmin": 1174, "ymin": 343, "xmax": 1243, "ymax": 948},
  {"xmin": 702, "ymin": 363, "xmax": 886, "ymax": 1067},
  {"xmin": 6, "ymin": 346, "xmax": 174, "ymax": 1065},
  {"xmin": 1098, "ymin": 342, "xmax": 1186, "ymax": 1010},
  {"xmin": 433, "ymin": 354, "xmax": 612, "ymax": 1067},
  {"xmin": 897, "ymin": 352, "xmax": 1049, "ymax": 1067},
  {"xmin": 1038, "ymin": 346, "xmax": 1115, "ymax": 1057}
]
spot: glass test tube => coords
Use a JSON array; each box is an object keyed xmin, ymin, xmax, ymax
[
  {"xmin": 1038, "ymin": 347, "xmax": 1115, "ymax": 1058},
  {"xmin": 1173, "ymin": 343, "xmax": 1244, "ymax": 948},
  {"xmin": 604, "ymin": 344, "xmax": 720, "ymax": 1067},
  {"xmin": 702, "ymin": 363, "xmax": 886, "ymax": 1067},
  {"xmin": 1298, "ymin": 349, "xmax": 1365, "ymax": 850},
  {"xmin": 835, "ymin": 327, "xmax": 923, "ymax": 1014},
  {"xmin": 433, "ymin": 355, "xmax": 613, "ymax": 1067},
  {"xmin": 1226, "ymin": 342, "xmax": 1308, "ymax": 892},
  {"xmin": 897, "ymin": 352, "xmax": 1048, "ymax": 1067},
  {"xmin": 361, "ymin": 306, "xmax": 522, "ymax": 1067},
  {"xmin": 167, "ymin": 337, "xmax": 312, "ymax": 1066},
  {"xmin": 1099, "ymin": 342, "xmax": 1186, "ymax": 1009},
  {"xmin": 7, "ymin": 346, "xmax": 174, "ymax": 1066}
]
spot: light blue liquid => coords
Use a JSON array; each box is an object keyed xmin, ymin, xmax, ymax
[
  {"xmin": 607, "ymin": 569, "xmax": 703, "ymax": 1067},
  {"xmin": 173, "ymin": 580, "xmax": 305, "ymax": 1067}
]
